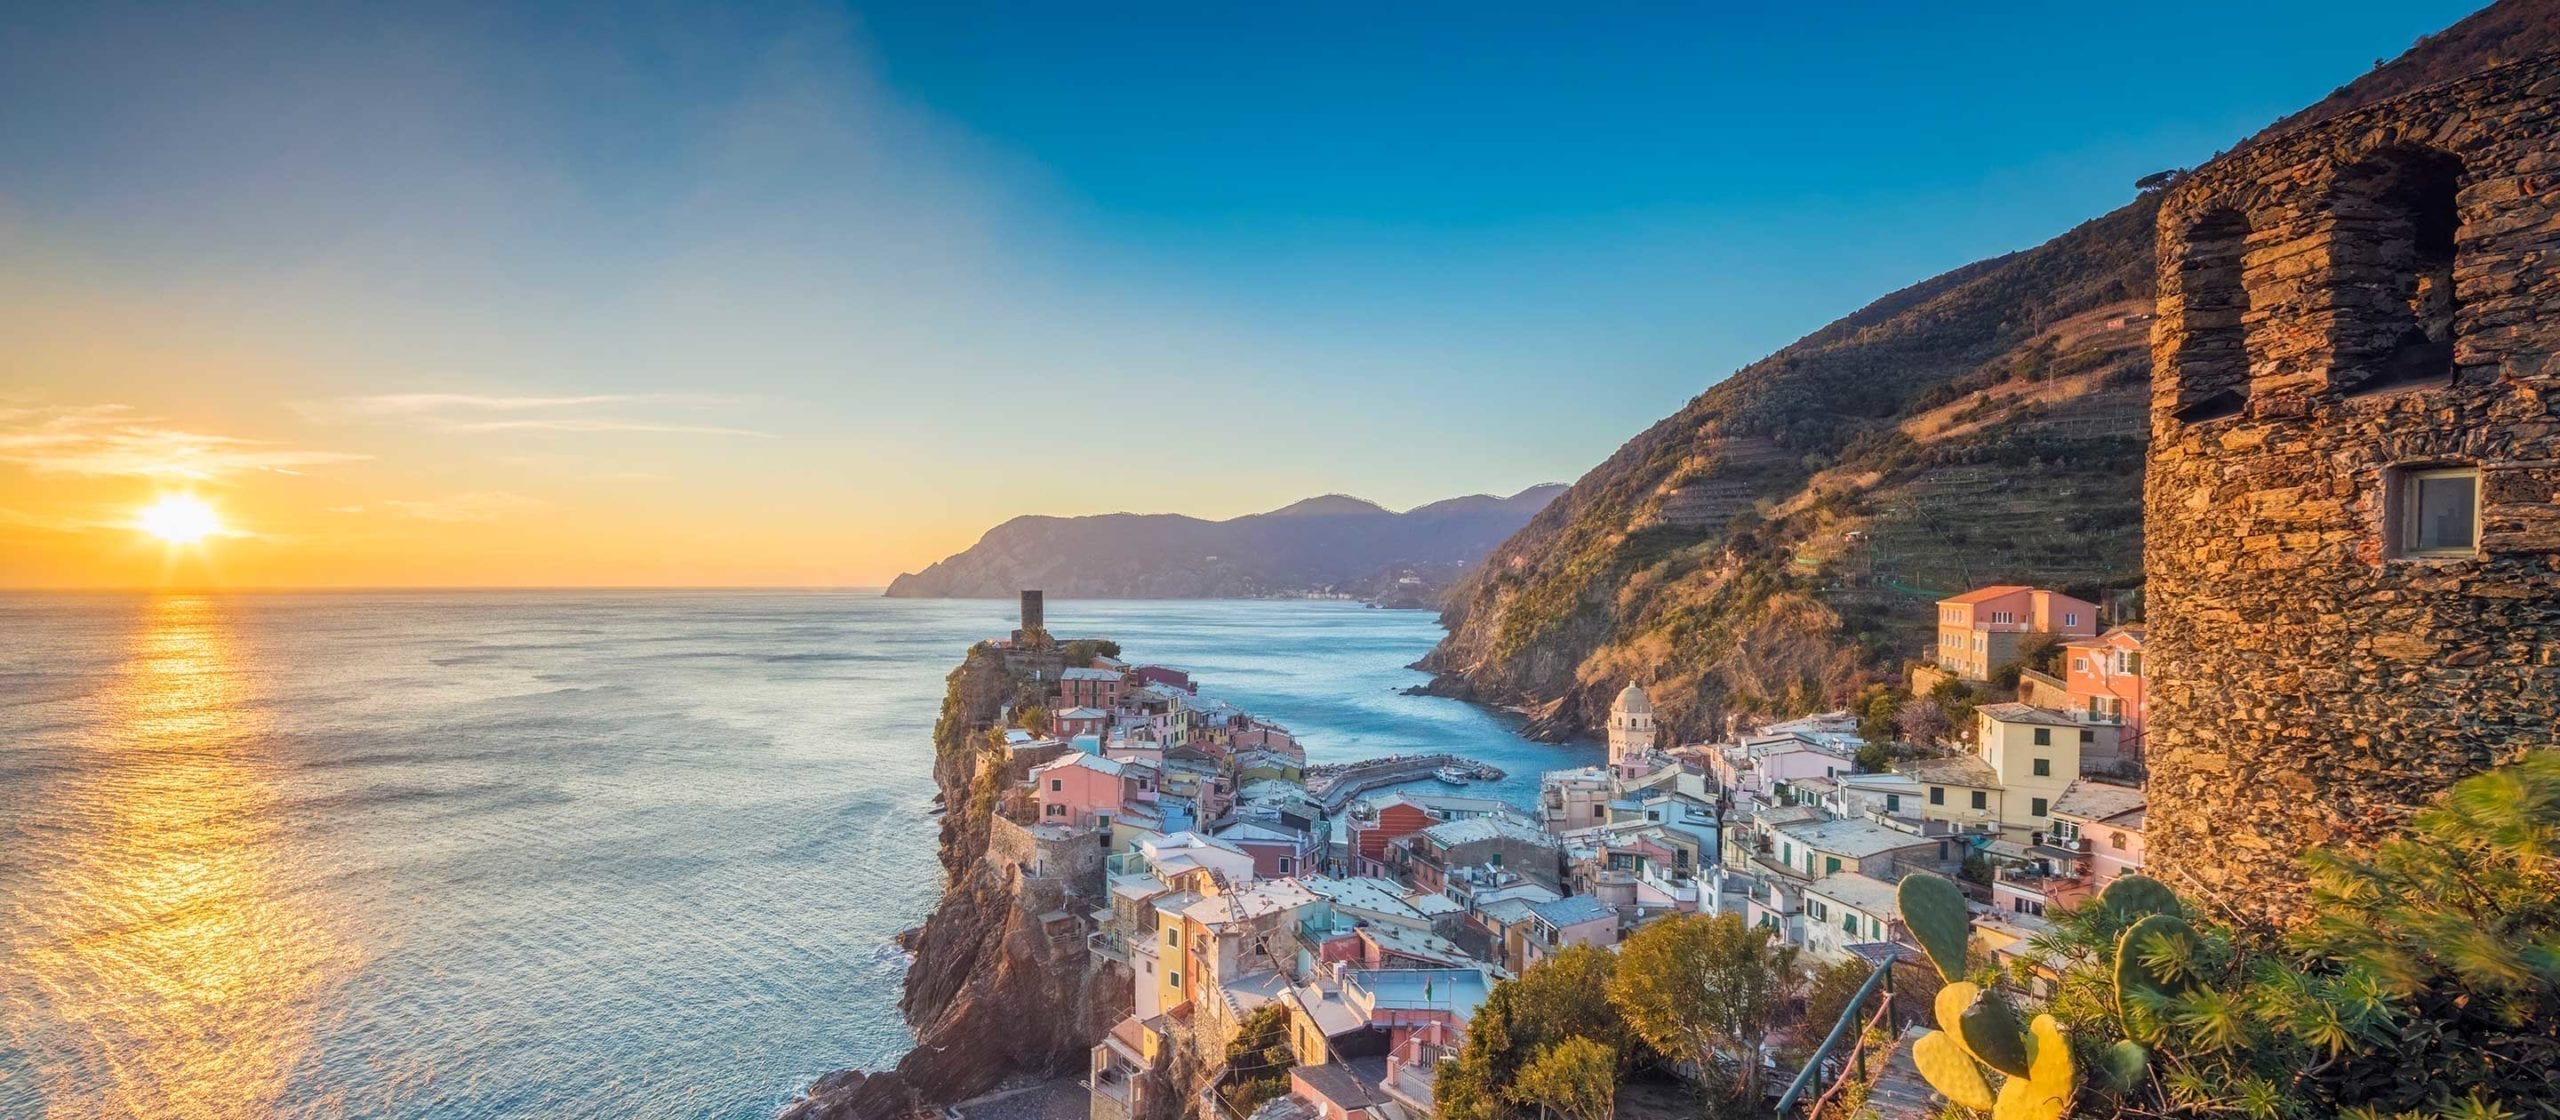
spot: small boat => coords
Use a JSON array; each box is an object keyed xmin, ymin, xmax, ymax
[{"xmin": 1434, "ymin": 765, "xmax": 1471, "ymax": 785}]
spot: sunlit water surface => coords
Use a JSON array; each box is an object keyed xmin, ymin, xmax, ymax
[{"xmin": 0, "ymin": 592, "xmax": 1591, "ymax": 1118}]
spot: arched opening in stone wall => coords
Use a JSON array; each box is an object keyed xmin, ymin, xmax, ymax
[
  {"xmin": 2168, "ymin": 207, "xmax": 2253, "ymax": 423},
  {"xmin": 2325, "ymin": 145, "xmax": 2464, "ymax": 397}
]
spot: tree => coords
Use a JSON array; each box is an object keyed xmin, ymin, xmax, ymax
[
  {"xmin": 1016, "ymin": 705, "xmax": 1053, "ymax": 736},
  {"xmin": 1219, "ymin": 1004, "xmax": 1295, "ymax": 1116},
  {"xmin": 1896, "ymin": 697, "xmax": 1953, "ymax": 749},
  {"xmin": 1438, "ymin": 945, "xmax": 1632, "ymax": 1120},
  {"xmin": 1510, "ymin": 1038, "xmax": 1617, "ymax": 1120},
  {"xmin": 1610, "ymin": 913, "xmax": 1800, "ymax": 1108},
  {"xmin": 1856, "ymin": 685, "xmax": 1907, "ymax": 745}
]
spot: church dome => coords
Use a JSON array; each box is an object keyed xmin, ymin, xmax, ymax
[{"xmin": 1612, "ymin": 682, "xmax": 1651, "ymax": 717}]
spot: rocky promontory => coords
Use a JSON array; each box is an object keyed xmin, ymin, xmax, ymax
[{"xmin": 782, "ymin": 644, "xmax": 1130, "ymax": 1120}]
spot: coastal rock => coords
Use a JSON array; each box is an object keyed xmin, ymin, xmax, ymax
[{"xmin": 784, "ymin": 644, "xmax": 1131, "ymax": 1120}]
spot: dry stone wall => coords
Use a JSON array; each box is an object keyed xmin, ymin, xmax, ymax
[{"xmin": 2144, "ymin": 52, "xmax": 2560, "ymax": 921}]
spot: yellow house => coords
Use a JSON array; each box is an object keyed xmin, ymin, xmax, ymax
[
  {"xmin": 1901, "ymin": 703, "xmax": 2083, "ymax": 841},
  {"xmin": 1975, "ymin": 703, "xmax": 2081, "ymax": 835}
]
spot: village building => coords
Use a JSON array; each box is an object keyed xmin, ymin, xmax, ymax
[
  {"xmin": 2062, "ymin": 625, "xmax": 2147, "ymax": 764},
  {"xmin": 1931, "ymin": 585, "xmax": 2101, "ymax": 682},
  {"xmin": 1058, "ymin": 665, "xmax": 1126, "ymax": 710},
  {"xmin": 1800, "ymin": 872, "xmax": 1903, "ymax": 966}
]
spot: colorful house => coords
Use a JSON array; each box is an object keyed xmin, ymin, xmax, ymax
[
  {"xmin": 1933, "ymin": 585, "xmax": 2102, "ymax": 681},
  {"xmin": 1058, "ymin": 665, "xmax": 1125, "ymax": 710},
  {"xmin": 2063, "ymin": 625, "xmax": 2147, "ymax": 764},
  {"xmin": 1032, "ymin": 751, "xmax": 1152, "ymax": 830}
]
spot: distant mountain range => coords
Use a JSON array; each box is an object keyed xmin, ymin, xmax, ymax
[{"xmin": 884, "ymin": 485, "xmax": 1568, "ymax": 603}]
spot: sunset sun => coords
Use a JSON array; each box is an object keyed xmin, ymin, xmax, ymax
[{"xmin": 137, "ymin": 495, "xmax": 223, "ymax": 544}]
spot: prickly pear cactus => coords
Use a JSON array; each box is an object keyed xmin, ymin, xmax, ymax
[{"xmin": 1900, "ymin": 872, "xmax": 2084, "ymax": 1115}]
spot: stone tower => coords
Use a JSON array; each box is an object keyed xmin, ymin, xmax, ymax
[
  {"xmin": 2144, "ymin": 53, "xmax": 2560, "ymax": 920},
  {"xmin": 1013, "ymin": 589, "xmax": 1048, "ymax": 647},
  {"xmin": 1608, "ymin": 682, "xmax": 1657, "ymax": 779}
]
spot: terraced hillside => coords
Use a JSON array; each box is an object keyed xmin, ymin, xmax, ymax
[{"xmin": 1419, "ymin": 0, "xmax": 2557, "ymax": 743}]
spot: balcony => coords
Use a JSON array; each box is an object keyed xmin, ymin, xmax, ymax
[{"xmin": 1089, "ymin": 929, "xmax": 1132, "ymax": 965}]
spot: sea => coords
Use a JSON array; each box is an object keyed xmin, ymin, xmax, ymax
[{"xmin": 0, "ymin": 591, "xmax": 1597, "ymax": 1119}]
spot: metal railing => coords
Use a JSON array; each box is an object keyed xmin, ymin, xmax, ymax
[{"xmin": 1774, "ymin": 950, "xmax": 1897, "ymax": 1115}]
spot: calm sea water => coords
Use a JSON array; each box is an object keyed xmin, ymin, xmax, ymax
[{"xmin": 0, "ymin": 592, "xmax": 1593, "ymax": 1119}]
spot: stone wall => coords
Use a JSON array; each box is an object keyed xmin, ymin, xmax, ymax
[{"xmin": 2144, "ymin": 51, "xmax": 2560, "ymax": 920}]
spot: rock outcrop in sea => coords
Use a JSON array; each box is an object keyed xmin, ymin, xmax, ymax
[{"xmin": 783, "ymin": 644, "xmax": 1129, "ymax": 1119}]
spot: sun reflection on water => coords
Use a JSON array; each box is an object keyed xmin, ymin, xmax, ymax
[{"xmin": 4, "ymin": 595, "xmax": 355, "ymax": 1118}]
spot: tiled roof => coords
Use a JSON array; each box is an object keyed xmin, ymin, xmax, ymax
[
  {"xmin": 1420, "ymin": 816, "xmax": 1552, "ymax": 848},
  {"xmin": 1806, "ymin": 872, "xmax": 1901, "ymax": 916},
  {"xmin": 1774, "ymin": 817, "xmax": 1938, "ymax": 859},
  {"xmin": 1527, "ymin": 895, "xmax": 1615, "ymax": 928},
  {"xmin": 2051, "ymin": 779, "xmax": 2146, "ymax": 824},
  {"xmin": 1978, "ymin": 702, "xmax": 2082, "ymax": 728},
  {"xmin": 1897, "ymin": 755, "xmax": 2000, "ymax": 787},
  {"xmin": 1940, "ymin": 585, "xmax": 2034, "ymax": 605}
]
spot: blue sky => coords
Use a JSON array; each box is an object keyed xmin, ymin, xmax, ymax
[{"xmin": 0, "ymin": 1, "xmax": 2491, "ymax": 584}]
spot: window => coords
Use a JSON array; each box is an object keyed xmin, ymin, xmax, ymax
[
  {"xmin": 2111, "ymin": 831, "xmax": 2128, "ymax": 850},
  {"xmin": 2169, "ymin": 208, "xmax": 2254, "ymax": 423},
  {"xmin": 2031, "ymin": 797, "xmax": 2049, "ymax": 818},
  {"xmin": 2032, "ymin": 728, "xmax": 2051, "ymax": 746},
  {"xmin": 2064, "ymin": 612, "xmax": 2079, "ymax": 627},
  {"xmin": 1050, "ymin": 779, "xmax": 1063, "ymax": 791},
  {"xmin": 2393, "ymin": 466, "xmax": 2479, "ymax": 557},
  {"xmin": 1277, "ymin": 857, "xmax": 1293, "ymax": 874},
  {"xmin": 2329, "ymin": 146, "xmax": 2463, "ymax": 396},
  {"xmin": 1971, "ymin": 791, "xmax": 1988, "ymax": 811},
  {"xmin": 1930, "ymin": 787, "xmax": 1945, "ymax": 806},
  {"xmin": 1885, "ymin": 793, "xmax": 1901, "ymax": 813},
  {"xmin": 1844, "ymin": 913, "xmax": 1858, "ymax": 933},
  {"xmin": 1045, "ymin": 804, "xmax": 1065, "ymax": 817},
  {"xmin": 1167, "ymin": 970, "xmax": 1181, "ymax": 988},
  {"xmin": 1825, "ymin": 856, "xmax": 1842, "ymax": 875},
  {"xmin": 1808, "ymin": 900, "xmax": 1827, "ymax": 921},
  {"xmin": 2012, "ymin": 898, "xmax": 2046, "ymax": 917},
  {"xmin": 2033, "ymin": 758, "xmax": 2051, "ymax": 777},
  {"xmin": 2125, "ymin": 652, "xmax": 2142, "ymax": 676},
  {"xmin": 1166, "ymin": 927, "xmax": 1179, "ymax": 947},
  {"xmin": 2072, "ymin": 657, "xmax": 2088, "ymax": 674}
]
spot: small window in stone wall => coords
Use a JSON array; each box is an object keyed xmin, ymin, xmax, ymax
[
  {"xmin": 2391, "ymin": 466, "xmax": 2480, "ymax": 558},
  {"xmin": 2170, "ymin": 207, "xmax": 2254, "ymax": 423},
  {"xmin": 2329, "ymin": 147, "xmax": 2464, "ymax": 396}
]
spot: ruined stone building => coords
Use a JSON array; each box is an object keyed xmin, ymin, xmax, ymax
[{"xmin": 2144, "ymin": 52, "xmax": 2560, "ymax": 918}]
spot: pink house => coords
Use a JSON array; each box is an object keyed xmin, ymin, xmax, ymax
[
  {"xmin": 1032, "ymin": 753, "xmax": 1152, "ymax": 830},
  {"xmin": 1133, "ymin": 665, "xmax": 1193, "ymax": 693},
  {"xmin": 1934, "ymin": 585, "xmax": 2102, "ymax": 681},
  {"xmin": 2063, "ymin": 625, "xmax": 2147, "ymax": 764}
]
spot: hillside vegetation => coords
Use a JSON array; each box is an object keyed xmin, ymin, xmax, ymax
[{"xmin": 1421, "ymin": 0, "xmax": 2557, "ymax": 743}]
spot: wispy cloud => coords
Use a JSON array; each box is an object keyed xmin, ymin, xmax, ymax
[
  {"xmin": 445, "ymin": 418, "xmax": 767, "ymax": 436},
  {"xmin": 378, "ymin": 491, "xmax": 548, "ymax": 522},
  {"xmin": 0, "ymin": 404, "xmax": 367, "ymax": 480},
  {"xmin": 303, "ymin": 392, "xmax": 767, "ymax": 436},
  {"xmin": 328, "ymin": 392, "xmax": 749, "ymax": 414}
]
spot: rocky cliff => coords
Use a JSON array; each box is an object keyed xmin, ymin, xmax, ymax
[
  {"xmin": 1419, "ymin": 0, "xmax": 2556, "ymax": 744},
  {"xmin": 783, "ymin": 644, "xmax": 1130, "ymax": 1120},
  {"xmin": 884, "ymin": 486, "xmax": 1565, "ymax": 602}
]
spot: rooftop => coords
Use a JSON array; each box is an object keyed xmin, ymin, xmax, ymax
[
  {"xmin": 1060, "ymin": 667, "xmax": 1121, "ymax": 681},
  {"xmin": 2051, "ymin": 778, "xmax": 2146, "ymax": 824},
  {"xmin": 1978, "ymin": 702, "xmax": 2083, "ymax": 729},
  {"xmin": 1805, "ymin": 872, "xmax": 1901, "ymax": 916},
  {"xmin": 1897, "ymin": 755, "xmax": 2001, "ymax": 788},
  {"xmin": 1773, "ymin": 817, "xmax": 1936, "ymax": 859},
  {"xmin": 1181, "ymin": 878, "xmax": 1322, "ymax": 926},
  {"xmin": 1418, "ymin": 815, "xmax": 1553, "ymax": 848},
  {"xmin": 1527, "ymin": 894, "xmax": 1616, "ymax": 928},
  {"xmin": 1940, "ymin": 584, "xmax": 2036, "ymax": 605},
  {"xmin": 1034, "ymin": 751, "xmax": 1128, "ymax": 777}
]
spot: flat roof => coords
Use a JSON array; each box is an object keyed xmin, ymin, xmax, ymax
[
  {"xmin": 1978, "ymin": 702, "xmax": 2083, "ymax": 729},
  {"xmin": 1806, "ymin": 872, "xmax": 1901, "ymax": 916},
  {"xmin": 1773, "ymin": 817, "xmax": 1938, "ymax": 859}
]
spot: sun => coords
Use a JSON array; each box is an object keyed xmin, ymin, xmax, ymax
[{"xmin": 138, "ymin": 495, "xmax": 224, "ymax": 544}]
